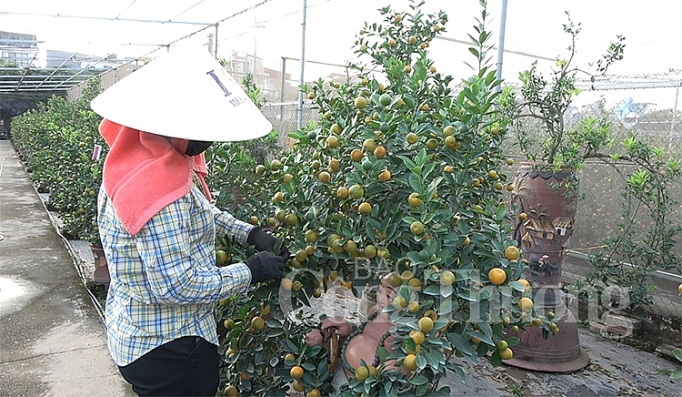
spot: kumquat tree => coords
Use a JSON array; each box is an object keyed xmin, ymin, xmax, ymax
[{"xmin": 209, "ymin": 1, "xmax": 554, "ymax": 396}]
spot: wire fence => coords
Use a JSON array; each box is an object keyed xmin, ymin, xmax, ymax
[{"xmin": 254, "ymin": 57, "xmax": 351, "ymax": 149}]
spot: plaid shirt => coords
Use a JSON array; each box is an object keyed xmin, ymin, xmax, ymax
[{"xmin": 97, "ymin": 183, "xmax": 253, "ymax": 366}]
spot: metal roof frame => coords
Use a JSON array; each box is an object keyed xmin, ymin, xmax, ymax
[
  {"xmin": 0, "ymin": 0, "xmax": 276, "ymax": 108},
  {"xmin": 0, "ymin": 63, "xmax": 106, "ymax": 94}
]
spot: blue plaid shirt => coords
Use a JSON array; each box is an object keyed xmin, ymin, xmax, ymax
[{"xmin": 97, "ymin": 183, "xmax": 253, "ymax": 366}]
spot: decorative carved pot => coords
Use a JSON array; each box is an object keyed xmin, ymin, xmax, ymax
[
  {"xmin": 512, "ymin": 163, "xmax": 578, "ymax": 287},
  {"xmin": 507, "ymin": 162, "xmax": 589, "ymax": 372}
]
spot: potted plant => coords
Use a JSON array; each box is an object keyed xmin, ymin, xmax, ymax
[
  {"xmin": 10, "ymin": 79, "xmax": 108, "ymax": 286},
  {"xmin": 497, "ymin": 13, "xmax": 625, "ymax": 371},
  {"xmin": 500, "ymin": 13, "xmax": 625, "ymax": 260},
  {"xmin": 215, "ymin": 1, "xmax": 554, "ymax": 396}
]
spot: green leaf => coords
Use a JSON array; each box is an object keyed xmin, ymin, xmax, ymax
[
  {"xmin": 285, "ymin": 339, "xmax": 298, "ymax": 353},
  {"xmin": 402, "ymin": 94, "xmax": 416, "ymax": 108},
  {"xmin": 439, "ymin": 298, "xmax": 454, "ymax": 315},
  {"xmin": 457, "ymin": 290, "xmax": 477, "ymax": 302},
  {"xmin": 405, "ymin": 337, "xmax": 416, "ymax": 353},
  {"xmin": 267, "ymin": 328, "xmax": 284, "ymax": 338},
  {"xmin": 415, "ymin": 354, "xmax": 428, "ymax": 370},
  {"xmin": 424, "ymin": 285, "xmax": 441, "ymax": 296},
  {"xmin": 411, "ymin": 375, "xmax": 429, "ymax": 386},
  {"xmin": 309, "ymin": 345, "xmax": 323, "ymax": 356},
  {"xmin": 433, "ymin": 318, "xmax": 449, "ymax": 331},
  {"xmin": 673, "ymin": 349, "xmax": 682, "ymax": 362},
  {"xmin": 479, "ymin": 321, "xmax": 493, "ymax": 339},
  {"xmin": 671, "ymin": 368, "xmax": 682, "ymax": 380},
  {"xmin": 426, "ymin": 350, "xmax": 444, "ymax": 368},
  {"xmin": 377, "ymin": 346, "xmax": 390, "ymax": 363},
  {"xmin": 447, "ymin": 333, "xmax": 478, "ymax": 364},
  {"xmin": 408, "ymin": 173, "xmax": 423, "ymax": 192},
  {"xmin": 398, "ymin": 155, "xmax": 417, "ymax": 170},
  {"xmin": 509, "ymin": 281, "xmax": 526, "ymax": 292},
  {"xmin": 498, "ymin": 285, "xmax": 512, "ymax": 297},
  {"xmin": 479, "ymin": 286, "xmax": 493, "ymax": 300},
  {"xmin": 317, "ymin": 357, "xmax": 328, "ymax": 374},
  {"xmin": 490, "ymin": 348, "xmax": 502, "ymax": 367},
  {"xmin": 467, "ymin": 330, "xmax": 493, "ymax": 346}
]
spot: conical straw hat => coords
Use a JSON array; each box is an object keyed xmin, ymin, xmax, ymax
[{"xmin": 90, "ymin": 46, "xmax": 272, "ymax": 142}]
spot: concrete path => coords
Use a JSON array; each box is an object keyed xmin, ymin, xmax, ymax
[
  {"xmin": 0, "ymin": 140, "xmax": 133, "ymax": 397},
  {"xmin": 441, "ymin": 327, "xmax": 680, "ymax": 396}
]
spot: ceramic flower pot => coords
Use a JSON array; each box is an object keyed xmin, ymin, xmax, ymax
[
  {"xmin": 90, "ymin": 244, "xmax": 110, "ymax": 285},
  {"xmin": 507, "ymin": 162, "xmax": 589, "ymax": 372},
  {"xmin": 512, "ymin": 162, "xmax": 579, "ymax": 287}
]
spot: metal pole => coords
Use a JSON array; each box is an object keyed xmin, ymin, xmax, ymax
[
  {"xmin": 495, "ymin": 0, "xmax": 509, "ymax": 89},
  {"xmin": 281, "ymin": 57, "xmax": 287, "ymax": 140},
  {"xmin": 297, "ymin": 0, "xmax": 307, "ymax": 130},
  {"xmin": 214, "ymin": 24, "xmax": 219, "ymax": 57},
  {"xmin": 670, "ymin": 87, "xmax": 679, "ymax": 150}
]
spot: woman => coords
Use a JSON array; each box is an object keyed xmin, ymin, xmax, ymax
[{"xmin": 90, "ymin": 46, "xmax": 286, "ymax": 396}]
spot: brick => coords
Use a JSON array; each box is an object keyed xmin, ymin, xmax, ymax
[
  {"xmin": 589, "ymin": 321, "xmax": 635, "ymax": 338},
  {"xmin": 603, "ymin": 314, "xmax": 641, "ymax": 330}
]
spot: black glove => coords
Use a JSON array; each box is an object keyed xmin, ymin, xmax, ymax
[
  {"xmin": 244, "ymin": 251, "xmax": 285, "ymax": 284},
  {"xmin": 247, "ymin": 227, "xmax": 290, "ymax": 258},
  {"xmin": 247, "ymin": 227, "xmax": 277, "ymax": 252},
  {"xmin": 279, "ymin": 246, "xmax": 291, "ymax": 262}
]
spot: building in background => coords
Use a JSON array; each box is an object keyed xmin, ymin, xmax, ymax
[
  {"xmin": 226, "ymin": 50, "xmax": 293, "ymax": 101},
  {"xmin": 44, "ymin": 50, "xmax": 82, "ymax": 69},
  {"xmin": 227, "ymin": 51, "xmax": 264, "ymax": 85},
  {"xmin": 46, "ymin": 50, "xmax": 135, "ymax": 70},
  {"xmin": 1, "ymin": 30, "xmax": 132, "ymax": 70},
  {"xmin": 615, "ymin": 97, "xmax": 657, "ymax": 129},
  {"xmin": 0, "ymin": 31, "xmax": 38, "ymax": 67}
]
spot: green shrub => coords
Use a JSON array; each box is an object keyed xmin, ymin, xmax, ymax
[{"xmin": 11, "ymin": 79, "xmax": 104, "ymax": 244}]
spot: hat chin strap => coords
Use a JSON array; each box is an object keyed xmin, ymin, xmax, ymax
[{"xmin": 185, "ymin": 140, "xmax": 213, "ymax": 156}]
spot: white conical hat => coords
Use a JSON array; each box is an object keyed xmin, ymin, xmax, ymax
[{"xmin": 90, "ymin": 46, "xmax": 272, "ymax": 142}]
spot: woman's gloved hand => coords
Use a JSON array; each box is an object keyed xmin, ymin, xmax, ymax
[
  {"xmin": 247, "ymin": 227, "xmax": 290, "ymax": 258},
  {"xmin": 247, "ymin": 227, "xmax": 277, "ymax": 252},
  {"xmin": 244, "ymin": 251, "xmax": 285, "ymax": 284}
]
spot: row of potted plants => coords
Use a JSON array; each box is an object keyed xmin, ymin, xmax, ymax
[{"xmin": 10, "ymin": 79, "xmax": 105, "ymax": 246}]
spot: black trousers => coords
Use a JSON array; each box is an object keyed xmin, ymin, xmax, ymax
[{"xmin": 118, "ymin": 336, "xmax": 219, "ymax": 397}]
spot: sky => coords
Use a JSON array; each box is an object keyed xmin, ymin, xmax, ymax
[{"xmin": 2, "ymin": 0, "xmax": 682, "ymax": 106}]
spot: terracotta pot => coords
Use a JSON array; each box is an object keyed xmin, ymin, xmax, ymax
[
  {"xmin": 507, "ymin": 163, "xmax": 589, "ymax": 372},
  {"xmin": 90, "ymin": 244, "xmax": 110, "ymax": 285},
  {"xmin": 512, "ymin": 162, "xmax": 578, "ymax": 287}
]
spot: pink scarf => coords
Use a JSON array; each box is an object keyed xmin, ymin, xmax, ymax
[{"xmin": 100, "ymin": 119, "xmax": 211, "ymax": 236}]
